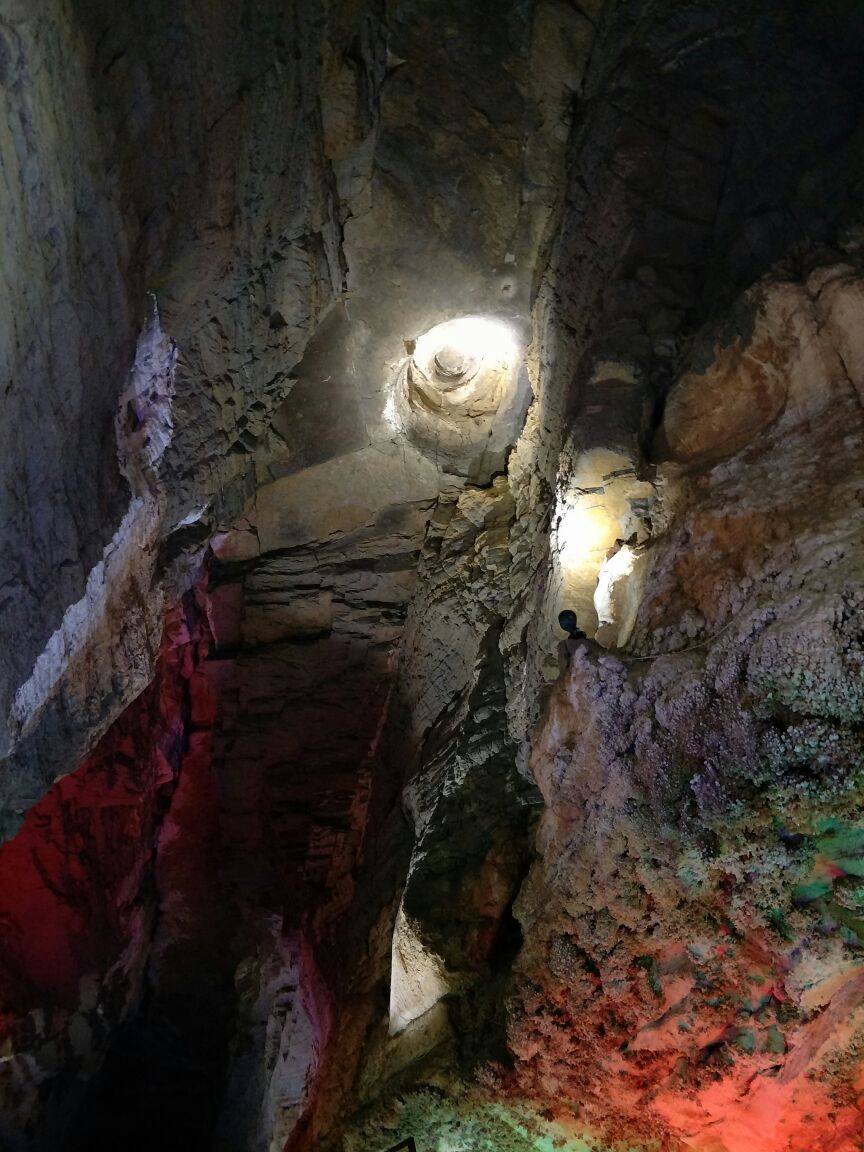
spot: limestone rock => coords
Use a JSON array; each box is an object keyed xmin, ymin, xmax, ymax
[
  {"xmin": 662, "ymin": 297, "xmax": 791, "ymax": 464},
  {"xmin": 5, "ymin": 3, "xmax": 864, "ymax": 1152},
  {"xmin": 507, "ymin": 274, "xmax": 864, "ymax": 1151}
]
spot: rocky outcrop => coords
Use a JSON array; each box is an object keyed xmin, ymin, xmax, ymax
[
  {"xmin": 0, "ymin": 590, "xmax": 213, "ymax": 1150},
  {"xmin": 0, "ymin": 0, "xmax": 347, "ymax": 836},
  {"xmin": 507, "ymin": 272, "xmax": 864, "ymax": 1151},
  {"xmin": 4, "ymin": 2, "xmax": 864, "ymax": 1151},
  {"xmin": 332, "ymin": 264, "xmax": 864, "ymax": 1152},
  {"xmin": 1, "ymin": 311, "xmax": 177, "ymax": 841},
  {"xmin": 0, "ymin": 0, "xmax": 137, "ymax": 771}
]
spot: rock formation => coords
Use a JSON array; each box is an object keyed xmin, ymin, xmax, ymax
[{"xmin": 2, "ymin": 3, "xmax": 864, "ymax": 1152}]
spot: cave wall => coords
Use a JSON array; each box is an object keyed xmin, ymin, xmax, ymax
[
  {"xmin": 0, "ymin": 0, "xmax": 589, "ymax": 1146},
  {"xmin": 1, "ymin": 0, "xmax": 343, "ymax": 836},
  {"xmin": 3, "ymin": 2, "xmax": 864, "ymax": 1152},
  {"xmin": 0, "ymin": 590, "xmax": 214, "ymax": 1148},
  {"xmin": 0, "ymin": 0, "xmax": 136, "ymax": 769},
  {"xmin": 509, "ymin": 270, "xmax": 864, "ymax": 1151},
  {"xmin": 335, "ymin": 2, "xmax": 864, "ymax": 1151}
]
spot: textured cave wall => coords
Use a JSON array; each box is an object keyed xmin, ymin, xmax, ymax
[
  {"xmin": 0, "ymin": 0, "xmax": 590, "ymax": 1147},
  {"xmin": 508, "ymin": 271, "xmax": 864, "ymax": 1151},
  {"xmin": 0, "ymin": 0, "xmax": 584, "ymax": 831},
  {"xmin": 0, "ymin": 0, "xmax": 136, "ymax": 767},
  {"xmin": 337, "ymin": 3, "xmax": 864, "ymax": 1152},
  {"xmin": 0, "ymin": 1, "xmax": 349, "ymax": 1142},
  {"xmin": 0, "ymin": 590, "xmax": 214, "ymax": 1149},
  {"xmin": 4, "ymin": 2, "xmax": 864, "ymax": 1152},
  {"xmin": 1, "ymin": 0, "xmax": 343, "ymax": 837}
]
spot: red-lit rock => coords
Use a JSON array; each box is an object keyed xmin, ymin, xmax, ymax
[{"xmin": 0, "ymin": 591, "xmax": 213, "ymax": 1144}]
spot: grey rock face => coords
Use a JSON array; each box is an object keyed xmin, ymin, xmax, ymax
[
  {"xmin": 1, "ymin": 0, "xmax": 593, "ymax": 1144},
  {"xmin": 1, "ymin": 0, "xmax": 344, "ymax": 830},
  {"xmin": 0, "ymin": 1, "xmax": 135, "ymax": 761}
]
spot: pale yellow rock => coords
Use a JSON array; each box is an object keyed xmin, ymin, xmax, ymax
[{"xmin": 812, "ymin": 269, "xmax": 864, "ymax": 406}]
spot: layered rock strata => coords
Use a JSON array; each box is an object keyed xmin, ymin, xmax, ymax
[{"xmin": 3, "ymin": 3, "xmax": 864, "ymax": 1152}]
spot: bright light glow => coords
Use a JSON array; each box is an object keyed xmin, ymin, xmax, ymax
[
  {"xmin": 382, "ymin": 381, "xmax": 402, "ymax": 432},
  {"xmin": 385, "ymin": 314, "xmax": 520, "ymax": 436},
  {"xmin": 594, "ymin": 543, "xmax": 636, "ymax": 624},
  {"xmin": 413, "ymin": 316, "xmax": 517, "ymax": 386},
  {"xmin": 389, "ymin": 905, "xmax": 450, "ymax": 1036},
  {"xmin": 555, "ymin": 499, "xmax": 615, "ymax": 569}
]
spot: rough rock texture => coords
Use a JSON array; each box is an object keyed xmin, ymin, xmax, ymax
[
  {"xmin": 4, "ymin": 2, "xmax": 864, "ymax": 1152},
  {"xmin": 508, "ymin": 274, "xmax": 864, "ymax": 1151},
  {"xmin": 1, "ymin": 0, "xmax": 345, "ymax": 834},
  {"xmin": 2, "ymin": 0, "xmax": 591, "ymax": 1142},
  {"xmin": 2, "ymin": 311, "xmax": 176, "ymax": 840},
  {"xmin": 321, "ymin": 0, "xmax": 864, "ymax": 1142},
  {"xmin": 0, "ymin": 0, "xmax": 136, "ymax": 765},
  {"xmin": 0, "ymin": 590, "xmax": 213, "ymax": 1149}
]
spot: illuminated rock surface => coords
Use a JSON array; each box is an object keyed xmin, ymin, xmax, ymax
[{"xmin": 3, "ymin": 3, "xmax": 864, "ymax": 1152}]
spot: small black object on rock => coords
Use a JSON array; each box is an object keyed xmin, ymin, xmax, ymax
[{"xmin": 558, "ymin": 609, "xmax": 586, "ymax": 640}]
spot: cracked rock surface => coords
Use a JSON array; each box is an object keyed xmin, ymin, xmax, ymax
[{"xmin": 3, "ymin": 3, "xmax": 864, "ymax": 1152}]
